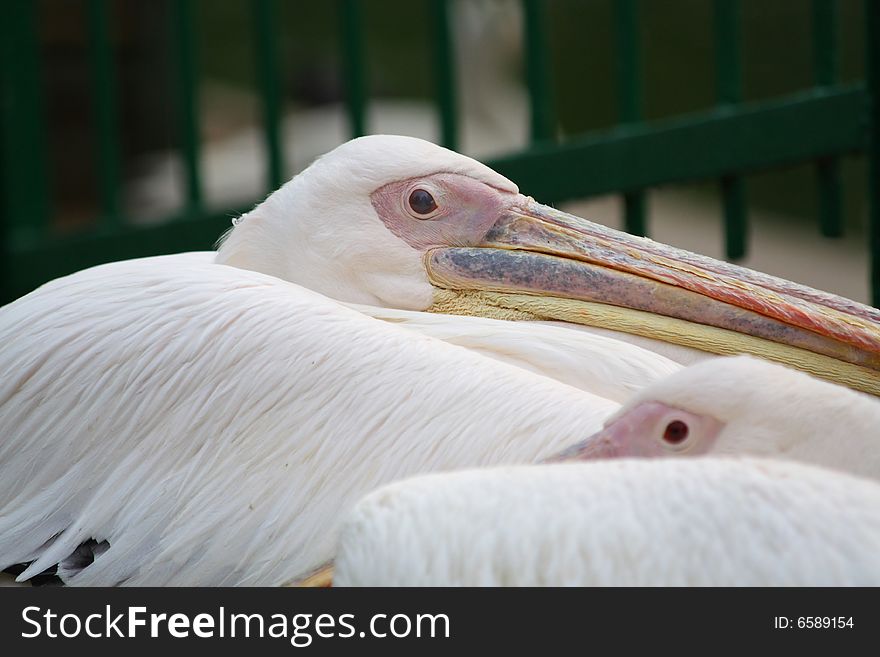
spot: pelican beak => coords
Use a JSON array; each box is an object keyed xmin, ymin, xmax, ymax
[
  {"xmin": 541, "ymin": 432, "xmax": 619, "ymax": 463},
  {"xmin": 425, "ymin": 198, "xmax": 880, "ymax": 394}
]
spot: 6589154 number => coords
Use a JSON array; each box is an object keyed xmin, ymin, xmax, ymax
[{"xmin": 800, "ymin": 617, "xmax": 853, "ymax": 629}]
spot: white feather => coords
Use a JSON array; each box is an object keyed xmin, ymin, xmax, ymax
[
  {"xmin": 348, "ymin": 304, "xmax": 683, "ymax": 402},
  {"xmin": 335, "ymin": 458, "xmax": 880, "ymax": 586},
  {"xmin": 128, "ymin": 253, "xmax": 684, "ymax": 400},
  {"xmin": 0, "ymin": 257, "xmax": 616, "ymax": 585}
]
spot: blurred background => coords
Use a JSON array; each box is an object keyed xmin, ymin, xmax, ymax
[{"xmin": 1, "ymin": 0, "xmax": 876, "ymax": 304}]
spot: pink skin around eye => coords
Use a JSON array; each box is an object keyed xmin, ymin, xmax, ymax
[
  {"xmin": 370, "ymin": 173, "xmax": 522, "ymax": 252},
  {"xmin": 549, "ymin": 401, "xmax": 723, "ymax": 462}
]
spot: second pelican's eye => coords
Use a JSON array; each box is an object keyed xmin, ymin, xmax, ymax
[
  {"xmin": 662, "ymin": 420, "xmax": 689, "ymax": 445},
  {"xmin": 408, "ymin": 189, "xmax": 438, "ymax": 216}
]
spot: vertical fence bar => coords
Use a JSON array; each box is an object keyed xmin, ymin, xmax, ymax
[
  {"xmin": 252, "ymin": 0, "xmax": 285, "ymax": 191},
  {"xmin": 1, "ymin": 0, "xmax": 51, "ymax": 248},
  {"xmin": 816, "ymin": 158, "xmax": 843, "ymax": 236},
  {"xmin": 171, "ymin": 0, "xmax": 203, "ymax": 218},
  {"xmin": 615, "ymin": 0, "xmax": 640, "ymax": 124},
  {"xmin": 431, "ymin": 0, "xmax": 458, "ymax": 150},
  {"xmin": 813, "ymin": 0, "xmax": 842, "ymax": 237},
  {"xmin": 522, "ymin": 0, "xmax": 555, "ymax": 144},
  {"xmin": 868, "ymin": 0, "xmax": 880, "ymax": 307},
  {"xmin": 715, "ymin": 0, "xmax": 747, "ymax": 260},
  {"xmin": 340, "ymin": 0, "xmax": 367, "ymax": 138},
  {"xmin": 87, "ymin": 0, "xmax": 122, "ymax": 228},
  {"xmin": 614, "ymin": 0, "xmax": 646, "ymax": 236}
]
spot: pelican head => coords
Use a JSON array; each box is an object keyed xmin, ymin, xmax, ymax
[
  {"xmin": 550, "ymin": 355, "xmax": 880, "ymax": 481},
  {"xmin": 216, "ymin": 135, "xmax": 880, "ymax": 393}
]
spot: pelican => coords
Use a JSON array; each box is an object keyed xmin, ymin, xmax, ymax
[
  {"xmin": 2, "ymin": 134, "xmax": 879, "ymax": 585},
  {"xmin": 334, "ymin": 458, "xmax": 880, "ymax": 586},
  {"xmin": 213, "ymin": 135, "xmax": 880, "ymax": 395},
  {"xmin": 0, "ymin": 259, "xmax": 618, "ymax": 585},
  {"xmin": 555, "ymin": 355, "xmax": 880, "ymax": 481}
]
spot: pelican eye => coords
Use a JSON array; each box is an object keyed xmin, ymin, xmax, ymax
[
  {"xmin": 662, "ymin": 420, "xmax": 689, "ymax": 445},
  {"xmin": 408, "ymin": 189, "xmax": 438, "ymax": 216}
]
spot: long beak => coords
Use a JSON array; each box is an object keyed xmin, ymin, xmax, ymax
[{"xmin": 425, "ymin": 199, "xmax": 880, "ymax": 380}]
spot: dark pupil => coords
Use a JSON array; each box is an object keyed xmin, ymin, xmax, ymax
[
  {"xmin": 408, "ymin": 189, "xmax": 437, "ymax": 215},
  {"xmin": 663, "ymin": 420, "xmax": 689, "ymax": 444}
]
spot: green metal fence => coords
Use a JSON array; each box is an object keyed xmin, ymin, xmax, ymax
[{"xmin": 2, "ymin": 0, "xmax": 879, "ymax": 305}]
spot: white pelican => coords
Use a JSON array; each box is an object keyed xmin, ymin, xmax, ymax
[
  {"xmin": 213, "ymin": 135, "xmax": 880, "ymax": 395},
  {"xmin": 555, "ymin": 355, "xmax": 880, "ymax": 481},
  {"xmin": 2, "ymin": 135, "xmax": 879, "ymax": 586},
  {"xmin": 0, "ymin": 258, "xmax": 617, "ymax": 585},
  {"xmin": 334, "ymin": 458, "xmax": 880, "ymax": 586}
]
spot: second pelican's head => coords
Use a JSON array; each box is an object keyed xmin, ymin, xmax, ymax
[{"xmin": 550, "ymin": 356, "xmax": 880, "ymax": 481}]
